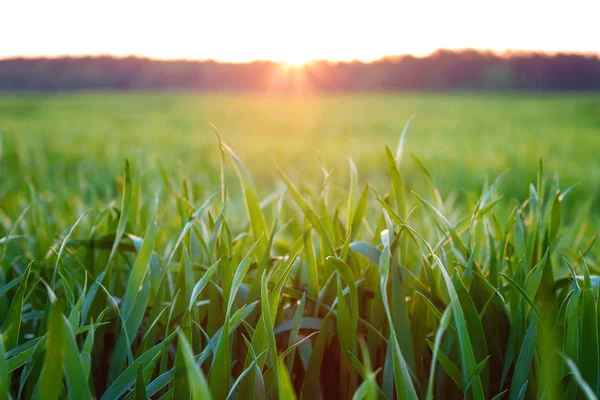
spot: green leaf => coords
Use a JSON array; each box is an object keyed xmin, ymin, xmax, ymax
[
  {"xmin": 108, "ymin": 280, "xmax": 151, "ymax": 380},
  {"xmin": 165, "ymin": 190, "xmax": 220, "ymax": 268},
  {"xmin": 378, "ymin": 242, "xmax": 418, "ymax": 400},
  {"xmin": 62, "ymin": 316, "xmax": 92, "ymax": 399},
  {"xmin": 52, "ymin": 210, "xmax": 90, "ymax": 285},
  {"xmin": 413, "ymin": 192, "xmax": 469, "ymax": 261},
  {"xmin": 500, "ymin": 273, "xmax": 542, "ymax": 320},
  {"xmin": 80, "ymin": 322, "xmax": 96, "ymax": 382},
  {"xmin": 509, "ymin": 315, "xmax": 537, "ymax": 400},
  {"xmin": 134, "ymin": 363, "xmax": 149, "ymax": 400},
  {"xmin": 564, "ymin": 288, "xmax": 580, "ymax": 365},
  {"xmin": 303, "ymin": 227, "xmax": 319, "ymax": 299},
  {"xmin": 240, "ymin": 252, "xmax": 299, "ymax": 397},
  {"xmin": 301, "ymin": 312, "xmax": 334, "ymax": 399},
  {"xmin": 2, "ymin": 261, "xmax": 32, "ymax": 351},
  {"xmin": 405, "ymin": 226, "xmax": 485, "ymax": 399},
  {"xmin": 173, "ymin": 311, "xmax": 192, "ymax": 400},
  {"xmin": 350, "ymin": 186, "xmax": 370, "ymax": 241},
  {"xmin": 286, "ymin": 293, "xmax": 306, "ymax": 372},
  {"xmin": 391, "ymin": 256, "xmax": 416, "ymax": 372},
  {"xmin": 390, "ymin": 330, "xmax": 419, "ymax": 400},
  {"xmin": 579, "ymin": 268, "xmax": 599, "ymax": 395},
  {"xmin": 210, "ymin": 124, "xmax": 228, "ymax": 204},
  {"xmin": 121, "ymin": 203, "xmax": 157, "ymax": 320},
  {"xmin": 33, "ymin": 302, "xmax": 65, "ymax": 400},
  {"xmin": 101, "ymin": 329, "xmax": 178, "ymax": 400},
  {"xmin": 426, "ymin": 306, "xmax": 453, "ymax": 399},
  {"xmin": 178, "ymin": 333, "xmax": 213, "ymax": 400},
  {"xmin": 426, "ymin": 339, "xmax": 463, "ymax": 391},
  {"xmin": 226, "ymin": 237, "xmax": 262, "ymax": 317},
  {"xmin": 226, "ymin": 349, "xmax": 266, "ymax": 400},
  {"xmin": 0, "ymin": 204, "xmax": 31, "ymax": 265},
  {"xmin": 549, "ymin": 191, "xmax": 561, "ymax": 243},
  {"xmin": 221, "ymin": 140, "xmax": 268, "ymax": 253},
  {"xmin": 278, "ymin": 358, "xmax": 297, "ymax": 400},
  {"xmin": 278, "ymin": 332, "xmax": 319, "ymax": 363},
  {"xmin": 453, "ymin": 272, "xmax": 489, "ymax": 396},
  {"xmin": 336, "ymin": 274, "xmax": 357, "ymax": 389},
  {"xmin": 386, "ymin": 146, "xmax": 408, "ymax": 219},
  {"xmin": 107, "ymin": 159, "xmax": 132, "ymax": 270},
  {"xmin": 260, "ymin": 270, "xmax": 279, "ymax": 394},
  {"xmin": 0, "ymin": 329, "xmax": 8, "ymax": 399},
  {"xmin": 491, "ymin": 389, "xmax": 509, "ymax": 400},
  {"xmin": 188, "ymin": 259, "xmax": 221, "ymax": 310},
  {"xmin": 350, "ymin": 241, "xmax": 382, "ymax": 265},
  {"xmin": 346, "ymin": 156, "xmax": 360, "ymax": 230},
  {"xmin": 395, "ymin": 115, "xmax": 414, "ymax": 167},
  {"xmin": 278, "ymin": 168, "xmax": 335, "ymax": 254},
  {"xmin": 210, "ymin": 239, "xmax": 261, "ymax": 398},
  {"xmin": 562, "ymin": 355, "xmax": 598, "ymax": 400}
]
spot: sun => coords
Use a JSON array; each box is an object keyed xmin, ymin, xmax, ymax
[
  {"xmin": 266, "ymin": 57, "xmax": 315, "ymax": 93},
  {"xmin": 276, "ymin": 53, "xmax": 313, "ymax": 68},
  {"xmin": 279, "ymin": 61, "xmax": 308, "ymax": 71}
]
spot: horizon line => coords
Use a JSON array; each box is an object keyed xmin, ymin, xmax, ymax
[{"xmin": 2, "ymin": 48, "xmax": 600, "ymax": 65}]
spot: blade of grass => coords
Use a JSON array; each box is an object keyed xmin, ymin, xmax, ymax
[{"xmin": 178, "ymin": 333, "xmax": 213, "ymax": 400}]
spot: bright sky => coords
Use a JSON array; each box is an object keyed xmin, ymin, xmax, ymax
[{"xmin": 2, "ymin": 0, "xmax": 599, "ymax": 63}]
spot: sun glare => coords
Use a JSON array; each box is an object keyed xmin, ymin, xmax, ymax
[
  {"xmin": 266, "ymin": 58, "xmax": 315, "ymax": 93},
  {"xmin": 278, "ymin": 57, "xmax": 312, "ymax": 69}
]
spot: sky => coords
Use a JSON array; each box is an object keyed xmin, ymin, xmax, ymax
[{"xmin": 2, "ymin": 0, "xmax": 599, "ymax": 64}]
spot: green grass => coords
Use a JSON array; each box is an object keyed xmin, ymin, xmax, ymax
[
  {"xmin": 1, "ymin": 92, "xmax": 600, "ymax": 399},
  {"xmin": 1, "ymin": 93, "xmax": 600, "ymax": 207}
]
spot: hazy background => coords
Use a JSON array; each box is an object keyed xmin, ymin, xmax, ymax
[{"xmin": 1, "ymin": 51, "xmax": 600, "ymax": 92}]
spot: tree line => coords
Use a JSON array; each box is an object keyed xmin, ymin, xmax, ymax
[{"xmin": 1, "ymin": 49, "xmax": 599, "ymax": 92}]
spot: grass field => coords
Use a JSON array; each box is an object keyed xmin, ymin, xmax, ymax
[
  {"xmin": 1, "ymin": 92, "xmax": 600, "ymax": 399},
  {"xmin": 2, "ymin": 93, "xmax": 600, "ymax": 205}
]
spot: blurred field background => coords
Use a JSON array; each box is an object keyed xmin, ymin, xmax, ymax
[{"xmin": 2, "ymin": 91, "xmax": 599, "ymax": 216}]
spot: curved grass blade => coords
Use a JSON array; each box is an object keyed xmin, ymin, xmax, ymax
[
  {"xmin": 278, "ymin": 168, "xmax": 335, "ymax": 254},
  {"xmin": 2, "ymin": 261, "xmax": 32, "ymax": 351},
  {"xmin": 121, "ymin": 201, "xmax": 157, "ymax": 320},
  {"xmin": 33, "ymin": 302, "xmax": 64, "ymax": 400},
  {"xmin": 286, "ymin": 293, "xmax": 306, "ymax": 372},
  {"xmin": 188, "ymin": 259, "xmax": 221, "ymax": 310},
  {"xmin": 178, "ymin": 333, "xmax": 213, "ymax": 400},
  {"xmin": 101, "ymin": 329, "xmax": 178, "ymax": 400},
  {"xmin": 425, "ymin": 339, "xmax": 463, "ymax": 391},
  {"xmin": 62, "ymin": 316, "xmax": 92, "ymax": 399},
  {"xmin": 396, "ymin": 115, "xmax": 414, "ymax": 167},
  {"xmin": 562, "ymin": 355, "xmax": 598, "ymax": 400},
  {"xmin": 278, "ymin": 357, "xmax": 297, "ymax": 400},
  {"xmin": 107, "ymin": 159, "xmax": 132, "ymax": 270},
  {"xmin": 426, "ymin": 306, "xmax": 453, "ymax": 399},
  {"xmin": 509, "ymin": 315, "xmax": 537, "ymax": 400},
  {"xmin": 0, "ymin": 330, "xmax": 8, "ymax": 399},
  {"xmin": 500, "ymin": 273, "xmax": 542, "ymax": 320}
]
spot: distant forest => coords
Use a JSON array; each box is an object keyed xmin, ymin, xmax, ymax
[{"xmin": 1, "ymin": 50, "xmax": 600, "ymax": 92}]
